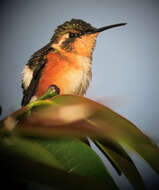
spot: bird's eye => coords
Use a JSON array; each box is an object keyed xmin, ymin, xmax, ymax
[{"xmin": 69, "ymin": 32, "xmax": 76, "ymax": 38}]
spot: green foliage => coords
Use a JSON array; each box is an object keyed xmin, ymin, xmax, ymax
[
  {"xmin": 0, "ymin": 89, "xmax": 159, "ymax": 189},
  {"xmin": 0, "ymin": 136, "xmax": 111, "ymax": 190}
]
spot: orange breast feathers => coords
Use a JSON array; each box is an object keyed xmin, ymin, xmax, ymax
[{"xmin": 35, "ymin": 51, "xmax": 81, "ymax": 97}]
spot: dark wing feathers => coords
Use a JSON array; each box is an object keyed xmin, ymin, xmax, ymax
[
  {"xmin": 21, "ymin": 63, "xmax": 46, "ymax": 106},
  {"xmin": 21, "ymin": 43, "xmax": 52, "ymax": 106}
]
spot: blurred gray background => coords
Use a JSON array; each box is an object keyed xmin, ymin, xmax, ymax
[{"xmin": 1, "ymin": 0, "xmax": 159, "ymax": 189}]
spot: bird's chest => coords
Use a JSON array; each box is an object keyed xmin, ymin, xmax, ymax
[
  {"xmin": 65, "ymin": 64, "xmax": 91, "ymax": 95},
  {"xmin": 36, "ymin": 53, "xmax": 91, "ymax": 96}
]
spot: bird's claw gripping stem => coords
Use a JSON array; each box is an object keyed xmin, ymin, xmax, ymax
[
  {"xmin": 38, "ymin": 85, "xmax": 60, "ymax": 100},
  {"xmin": 24, "ymin": 85, "xmax": 60, "ymax": 116}
]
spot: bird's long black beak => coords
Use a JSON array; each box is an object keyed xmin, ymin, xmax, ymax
[{"xmin": 86, "ymin": 23, "xmax": 127, "ymax": 34}]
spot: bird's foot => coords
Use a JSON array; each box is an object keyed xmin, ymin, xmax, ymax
[
  {"xmin": 38, "ymin": 84, "xmax": 60, "ymax": 100},
  {"xmin": 49, "ymin": 84, "xmax": 60, "ymax": 95}
]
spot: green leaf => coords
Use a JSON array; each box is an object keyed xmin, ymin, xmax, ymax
[
  {"xmin": 0, "ymin": 136, "xmax": 114, "ymax": 190},
  {"xmin": 38, "ymin": 138, "xmax": 119, "ymax": 190},
  {"xmin": 2, "ymin": 94, "xmax": 159, "ymax": 189},
  {"xmin": 51, "ymin": 95, "xmax": 159, "ymax": 175},
  {"xmin": 0, "ymin": 136, "xmax": 63, "ymax": 169},
  {"xmin": 94, "ymin": 139, "xmax": 145, "ymax": 190}
]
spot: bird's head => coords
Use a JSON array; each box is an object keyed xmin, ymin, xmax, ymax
[{"xmin": 51, "ymin": 19, "xmax": 126, "ymax": 57}]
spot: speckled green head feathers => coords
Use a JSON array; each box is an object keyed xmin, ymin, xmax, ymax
[{"xmin": 51, "ymin": 19, "xmax": 96, "ymax": 43}]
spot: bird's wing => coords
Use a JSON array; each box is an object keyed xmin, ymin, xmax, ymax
[{"xmin": 21, "ymin": 44, "xmax": 52, "ymax": 106}]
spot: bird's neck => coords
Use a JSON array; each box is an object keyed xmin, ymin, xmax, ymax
[{"xmin": 53, "ymin": 48, "xmax": 92, "ymax": 70}]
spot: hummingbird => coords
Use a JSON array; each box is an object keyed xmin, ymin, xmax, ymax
[{"xmin": 21, "ymin": 19, "xmax": 126, "ymax": 106}]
